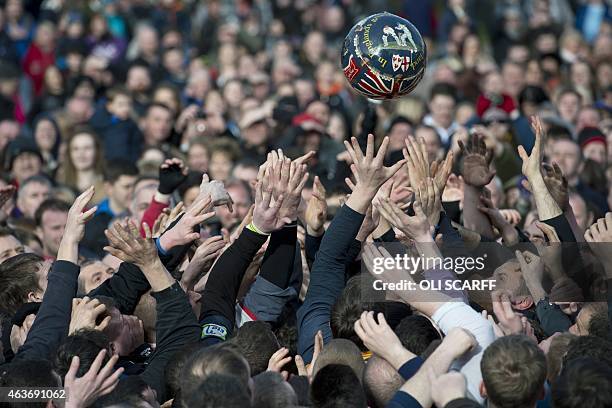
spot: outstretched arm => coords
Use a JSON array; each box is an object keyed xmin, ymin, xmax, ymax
[
  {"xmin": 15, "ymin": 188, "xmax": 97, "ymax": 361},
  {"xmin": 459, "ymin": 132, "xmax": 497, "ymax": 239},
  {"xmin": 518, "ymin": 117, "xmax": 562, "ymax": 222},
  {"xmin": 104, "ymin": 221, "xmax": 200, "ymax": 402},
  {"xmin": 297, "ymin": 135, "xmax": 405, "ymax": 362}
]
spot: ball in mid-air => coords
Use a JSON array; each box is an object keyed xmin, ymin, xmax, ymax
[{"xmin": 341, "ymin": 12, "xmax": 427, "ymax": 100}]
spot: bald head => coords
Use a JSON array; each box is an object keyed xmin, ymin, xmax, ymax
[
  {"xmin": 363, "ymin": 355, "xmax": 404, "ymax": 408},
  {"xmin": 313, "ymin": 338, "xmax": 365, "ymax": 381}
]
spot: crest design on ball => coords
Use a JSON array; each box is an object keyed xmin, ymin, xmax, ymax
[{"xmin": 341, "ymin": 12, "xmax": 427, "ymax": 100}]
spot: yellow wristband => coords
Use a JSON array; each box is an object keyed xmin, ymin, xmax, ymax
[{"xmin": 247, "ymin": 222, "xmax": 270, "ymax": 236}]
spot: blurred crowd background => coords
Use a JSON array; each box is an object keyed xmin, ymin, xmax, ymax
[{"xmin": 0, "ymin": 0, "xmax": 611, "ymax": 243}]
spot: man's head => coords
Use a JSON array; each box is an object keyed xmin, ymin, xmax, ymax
[
  {"xmin": 106, "ymin": 86, "xmax": 133, "ymax": 121},
  {"xmin": 312, "ymin": 338, "xmax": 365, "ymax": 381},
  {"xmin": 429, "ymin": 83, "xmax": 457, "ymax": 129},
  {"xmin": 0, "ymin": 253, "xmax": 50, "ymax": 315},
  {"xmin": 568, "ymin": 193, "xmax": 593, "ymax": 233},
  {"xmin": 6, "ymin": 138, "xmax": 43, "ymax": 184},
  {"xmin": 231, "ymin": 321, "xmax": 280, "ymax": 376},
  {"xmin": 552, "ymin": 357, "xmax": 612, "ymax": 408},
  {"xmin": 415, "ymin": 125, "xmax": 443, "ymax": 163},
  {"xmin": 126, "ymin": 63, "xmax": 152, "ymax": 94},
  {"xmin": 480, "ymin": 335, "xmax": 547, "ymax": 408},
  {"xmin": 311, "ymin": 364, "xmax": 367, "ymax": 408},
  {"xmin": 575, "ymin": 106, "xmax": 601, "ymax": 133},
  {"xmin": 331, "ymin": 275, "xmax": 384, "ymax": 351},
  {"xmin": 493, "ymin": 260, "xmax": 534, "ymax": 310},
  {"xmin": 306, "ymin": 100, "xmax": 331, "ymax": 127},
  {"xmin": 363, "ymin": 355, "xmax": 404, "ymax": 408},
  {"xmin": 142, "ymin": 102, "xmax": 173, "ymax": 146},
  {"xmin": 394, "ymin": 315, "xmax": 441, "ymax": 357},
  {"xmin": 35, "ymin": 199, "xmax": 70, "ymax": 258},
  {"xmin": 216, "ymin": 179, "xmax": 253, "ymax": 229},
  {"xmin": 577, "ymin": 127, "xmax": 606, "ymax": 165},
  {"xmin": 96, "ymin": 296, "xmax": 144, "ymax": 357},
  {"xmin": 183, "ymin": 373, "xmax": 252, "ymax": 408},
  {"xmin": 208, "ymin": 138, "xmax": 241, "ymax": 182},
  {"xmin": 130, "ymin": 176, "xmax": 159, "ymax": 223},
  {"xmin": 555, "ymin": 88, "xmax": 582, "ymax": 125},
  {"xmin": 92, "ymin": 375, "xmax": 158, "ymax": 408},
  {"xmin": 386, "ymin": 116, "xmax": 414, "ymax": 152},
  {"xmin": 0, "ymin": 359, "xmax": 61, "ymax": 408},
  {"xmin": 544, "ymin": 333, "xmax": 576, "ymax": 383},
  {"xmin": 0, "ymin": 227, "xmax": 24, "ymax": 263},
  {"xmin": 568, "ymin": 302, "xmax": 607, "ymax": 336},
  {"xmin": 563, "ymin": 335, "xmax": 612, "ymax": 368},
  {"xmin": 240, "ymin": 108, "xmax": 269, "ymax": 148},
  {"xmin": 551, "ymin": 139, "xmax": 582, "ymax": 182},
  {"xmin": 181, "ymin": 343, "xmax": 251, "ymax": 402},
  {"xmin": 232, "ymin": 159, "xmax": 259, "ymax": 187},
  {"xmin": 103, "ymin": 160, "xmax": 139, "ymax": 214},
  {"xmin": 77, "ymin": 259, "xmax": 115, "ymax": 296},
  {"xmin": 54, "ymin": 328, "xmax": 111, "ymax": 378},
  {"xmin": 16, "ymin": 175, "xmax": 52, "ymax": 219},
  {"xmin": 252, "ymin": 371, "xmax": 298, "ymax": 408}
]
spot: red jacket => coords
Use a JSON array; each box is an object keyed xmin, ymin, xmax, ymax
[
  {"xmin": 22, "ymin": 44, "xmax": 55, "ymax": 95},
  {"xmin": 476, "ymin": 93, "xmax": 516, "ymax": 118}
]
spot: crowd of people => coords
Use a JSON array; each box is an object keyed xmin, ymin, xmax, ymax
[{"xmin": 0, "ymin": 0, "xmax": 611, "ymax": 407}]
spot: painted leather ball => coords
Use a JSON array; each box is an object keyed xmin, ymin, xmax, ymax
[{"xmin": 341, "ymin": 12, "xmax": 427, "ymax": 100}]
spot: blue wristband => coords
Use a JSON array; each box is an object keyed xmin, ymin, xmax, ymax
[{"xmin": 155, "ymin": 237, "xmax": 169, "ymax": 256}]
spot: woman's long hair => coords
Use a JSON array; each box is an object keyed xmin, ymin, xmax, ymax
[{"xmin": 56, "ymin": 126, "xmax": 105, "ymax": 190}]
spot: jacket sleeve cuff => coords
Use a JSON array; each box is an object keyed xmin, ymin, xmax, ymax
[
  {"xmin": 150, "ymin": 281, "xmax": 183, "ymax": 302},
  {"xmin": 398, "ymin": 356, "xmax": 424, "ymax": 380},
  {"xmin": 387, "ymin": 390, "xmax": 423, "ymax": 408}
]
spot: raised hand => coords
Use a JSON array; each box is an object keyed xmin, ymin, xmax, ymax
[
  {"xmin": 69, "ymin": 297, "xmax": 111, "ymax": 335},
  {"xmin": 267, "ymin": 347, "xmax": 292, "ymax": 380},
  {"xmin": 354, "ymin": 311, "xmax": 415, "ymax": 369},
  {"xmin": 431, "ymin": 150, "xmax": 454, "ymax": 194},
  {"xmin": 295, "ymin": 330, "xmax": 323, "ymax": 382},
  {"xmin": 477, "ymin": 189, "xmax": 518, "ymax": 245},
  {"xmin": 442, "ymin": 173, "xmax": 463, "ymax": 203},
  {"xmin": 343, "ymin": 134, "xmax": 406, "ymax": 211},
  {"xmin": 105, "ymin": 221, "xmax": 174, "ymax": 291},
  {"xmin": 459, "ymin": 132, "xmax": 495, "ymax": 187},
  {"xmin": 518, "ymin": 116, "xmax": 545, "ymax": 180},
  {"xmin": 375, "ymin": 197, "xmax": 431, "ymax": 242},
  {"xmin": 252, "ymin": 166, "xmax": 291, "ymax": 234},
  {"xmin": 491, "ymin": 290, "xmax": 533, "ymax": 336},
  {"xmin": 64, "ymin": 350, "xmax": 124, "ymax": 408},
  {"xmin": 533, "ymin": 222, "xmax": 564, "ymax": 279},
  {"xmin": 515, "ymin": 250, "xmax": 545, "ymax": 294},
  {"xmin": 180, "ymin": 235, "xmax": 226, "ymax": 289},
  {"xmin": 542, "ymin": 163, "xmax": 569, "ymax": 210},
  {"xmin": 518, "ymin": 116, "xmax": 563, "ymax": 220},
  {"xmin": 274, "ymin": 156, "xmax": 309, "ymax": 222},
  {"xmin": 104, "ymin": 221, "xmax": 158, "ymax": 269},
  {"xmin": 499, "ymin": 209, "xmax": 522, "ymax": 226},
  {"xmin": 415, "ymin": 177, "xmax": 441, "ymax": 228},
  {"xmin": 66, "ymin": 186, "xmax": 98, "ymax": 243},
  {"xmin": 305, "ymin": 176, "xmax": 327, "ymax": 236},
  {"xmin": 158, "ymin": 196, "xmax": 215, "ymax": 250},
  {"xmin": 158, "ymin": 158, "xmax": 188, "ymax": 195},
  {"xmin": 58, "ymin": 186, "xmax": 98, "ymax": 262},
  {"xmin": 403, "ymin": 136, "xmax": 430, "ymax": 190}
]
